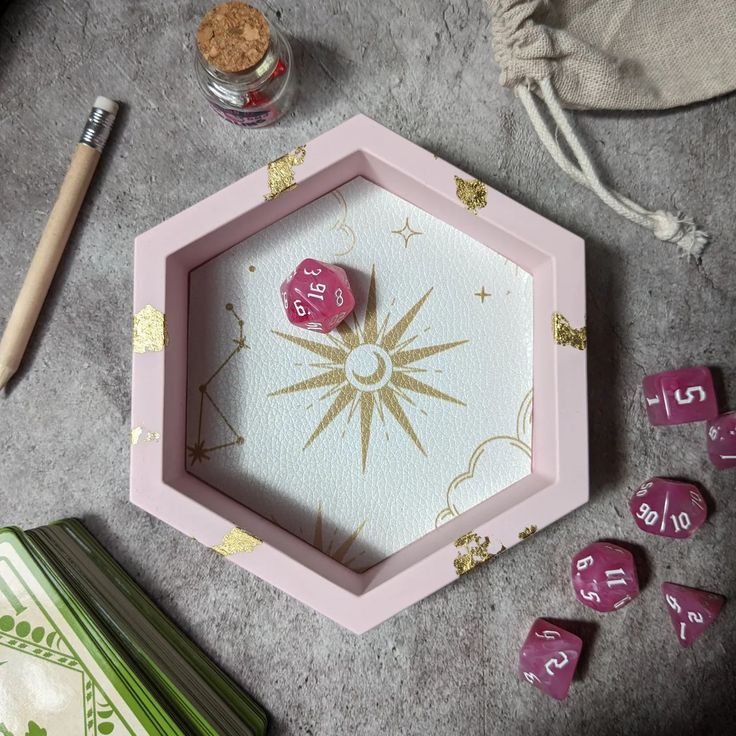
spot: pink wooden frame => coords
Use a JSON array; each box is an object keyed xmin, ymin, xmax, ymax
[{"xmin": 131, "ymin": 115, "xmax": 588, "ymax": 633}]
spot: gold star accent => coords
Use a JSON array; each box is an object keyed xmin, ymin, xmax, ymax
[
  {"xmin": 187, "ymin": 440, "xmax": 210, "ymax": 464},
  {"xmin": 187, "ymin": 304, "xmax": 248, "ymax": 465},
  {"xmin": 474, "ymin": 287, "xmax": 490, "ymax": 303},
  {"xmin": 391, "ymin": 217, "xmax": 423, "ymax": 247},
  {"xmin": 270, "ymin": 267, "xmax": 468, "ymax": 472}
]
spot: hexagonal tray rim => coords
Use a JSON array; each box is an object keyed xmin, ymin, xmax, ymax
[{"xmin": 130, "ymin": 114, "xmax": 588, "ymax": 634}]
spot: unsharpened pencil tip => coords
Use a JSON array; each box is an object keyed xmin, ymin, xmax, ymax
[{"xmin": 0, "ymin": 365, "xmax": 14, "ymax": 390}]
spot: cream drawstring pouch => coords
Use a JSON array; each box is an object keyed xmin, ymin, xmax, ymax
[{"xmin": 491, "ymin": 0, "xmax": 736, "ymax": 258}]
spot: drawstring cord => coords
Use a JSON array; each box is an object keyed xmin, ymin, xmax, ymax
[{"xmin": 517, "ymin": 77, "xmax": 708, "ymax": 259}]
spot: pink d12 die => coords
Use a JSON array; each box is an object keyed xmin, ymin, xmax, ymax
[
  {"xmin": 661, "ymin": 582, "xmax": 725, "ymax": 648},
  {"xmin": 642, "ymin": 366, "xmax": 718, "ymax": 425},
  {"xmin": 571, "ymin": 542, "xmax": 640, "ymax": 613},
  {"xmin": 629, "ymin": 478, "xmax": 707, "ymax": 539},
  {"xmin": 281, "ymin": 258, "xmax": 355, "ymax": 333},
  {"xmin": 518, "ymin": 618, "xmax": 582, "ymax": 701},
  {"xmin": 707, "ymin": 412, "xmax": 736, "ymax": 469}
]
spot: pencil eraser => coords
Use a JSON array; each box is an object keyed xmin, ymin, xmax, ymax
[{"xmin": 93, "ymin": 96, "xmax": 119, "ymax": 115}]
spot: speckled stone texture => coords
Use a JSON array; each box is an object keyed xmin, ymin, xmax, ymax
[{"xmin": 1, "ymin": 2, "xmax": 734, "ymax": 734}]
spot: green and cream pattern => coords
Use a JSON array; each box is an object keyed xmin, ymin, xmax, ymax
[{"xmin": 0, "ymin": 537, "xmax": 152, "ymax": 736}]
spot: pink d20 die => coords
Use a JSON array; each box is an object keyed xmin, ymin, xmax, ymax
[
  {"xmin": 661, "ymin": 582, "xmax": 725, "ymax": 648},
  {"xmin": 707, "ymin": 412, "xmax": 736, "ymax": 469},
  {"xmin": 281, "ymin": 258, "xmax": 355, "ymax": 333},
  {"xmin": 629, "ymin": 478, "xmax": 707, "ymax": 539},
  {"xmin": 642, "ymin": 366, "xmax": 718, "ymax": 425},
  {"xmin": 571, "ymin": 542, "xmax": 640, "ymax": 613},
  {"xmin": 518, "ymin": 618, "xmax": 582, "ymax": 701}
]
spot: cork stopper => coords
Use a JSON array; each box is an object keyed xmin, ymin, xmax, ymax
[{"xmin": 197, "ymin": 2, "xmax": 270, "ymax": 74}]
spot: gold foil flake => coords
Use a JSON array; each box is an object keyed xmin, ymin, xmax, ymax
[
  {"xmin": 211, "ymin": 527, "xmax": 262, "ymax": 556},
  {"xmin": 552, "ymin": 312, "xmax": 587, "ymax": 350},
  {"xmin": 265, "ymin": 145, "xmax": 306, "ymax": 200},
  {"xmin": 518, "ymin": 525, "xmax": 538, "ymax": 540},
  {"xmin": 133, "ymin": 305, "xmax": 169, "ymax": 353},
  {"xmin": 454, "ymin": 176, "xmax": 488, "ymax": 214},
  {"xmin": 453, "ymin": 532, "xmax": 506, "ymax": 576},
  {"xmin": 131, "ymin": 426, "xmax": 161, "ymax": 446}
]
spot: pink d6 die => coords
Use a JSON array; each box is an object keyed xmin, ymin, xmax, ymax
[
  {"xmin": 629, "ymin": 478, "xmax": 707, "ymax": 539},
  {"xmin": 661, "ymin": 582, "xmax": 725, "ymax": 648},
  {"xmin": 519, "ymin": 618, "xmax": 582, "ymax": 701},
  {"xmin": 642, "ymin": 366, "xmax": 718, "ymax": 425},
  {"xmin": 571, "ymin": 542, "xmax": 639, "ymax": 613},
  {"xmin": 707, "ymin": 412, "xmax": 736, "ymax": 469},
  {"xmin": 281, "ymin": 258, "xmax": 355, "ymax": 333}
]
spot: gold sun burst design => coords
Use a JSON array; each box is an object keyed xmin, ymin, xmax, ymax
[{"xmin": 270, "ymin": 266, "xmax": 468, "ymax": 471}]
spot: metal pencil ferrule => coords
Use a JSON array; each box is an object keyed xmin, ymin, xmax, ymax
[{"xmin": 79, "ymin": 106, "xmax": 115, "ymax": 152}]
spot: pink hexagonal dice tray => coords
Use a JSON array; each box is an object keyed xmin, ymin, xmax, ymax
[{"xmin": 130, "ymin": 115, "xmax": 588, "ymax": 633}]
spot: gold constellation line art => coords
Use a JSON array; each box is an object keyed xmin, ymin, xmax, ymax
[{"xmin": 188, "ymin": 303, "xmax": 248, "ymax": 465}]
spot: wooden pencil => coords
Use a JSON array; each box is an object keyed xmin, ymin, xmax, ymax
[{"xmin": 0, "ymin": 97, "xmax": 118, "ymax": 390}]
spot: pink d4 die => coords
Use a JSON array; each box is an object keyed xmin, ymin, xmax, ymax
[
  {"xmin": 281, "ymin": 258, "xmax": 355, "ymax": 333},
  {"xmin": 629, "ymin": 478, "xmax": 707, "ymax": 539},
  {"xmin": 661, "ymin": 582, "xmax": 725, "ymax": 648},
  {"xmin": 707, "ymin": 412, "xmax": 736, "ymax": 469},
  {"xmin": 571, "ymin": 542, "xmax": 640, "ymax": 613},
  {"xmin": 642, "ymin": 366, "xmax": 718, "ymax": 425},
  {"xmin": 518, "ymin": 618, "xmax": 582, "ymax": 701}
]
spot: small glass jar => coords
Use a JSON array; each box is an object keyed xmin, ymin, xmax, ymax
[{"xmin": 194, "ymin": 8, "xmax": 296, "ymax": 128}]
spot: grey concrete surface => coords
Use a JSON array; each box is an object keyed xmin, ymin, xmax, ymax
[{"xmin": 1, "ymin": 1, "xmax": 735, "ymax": 734}]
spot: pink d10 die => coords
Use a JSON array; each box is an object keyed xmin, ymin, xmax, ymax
[
  {"xmin": 518, "ymin": 618, "xmax": 582, "ymax": 701},
  {"xmin": 642, "ymin": 366, "xmax": 718, "ymax": 426},
  {"xmin": 661, "ymin": 582, "xmax": 725, "ymax": 648},
  {"xmin": 281, "ymin": 258, "xmax": 355, "ymax": 333},
  {"xmin": 707, "ymin": 412, "xmax": 736, "ymax": 469},
  {"xmin": 629, "ymin": 478, "xmax": 707, "ymax": 539},
  {"xmin": 571, "ymin": 542, "xmax": 640, "ymax": 613}
]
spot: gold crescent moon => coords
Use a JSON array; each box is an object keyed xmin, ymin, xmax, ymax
[{"xmin": 351, "ymin": 352, "xmax": 387, "ymax": 386}]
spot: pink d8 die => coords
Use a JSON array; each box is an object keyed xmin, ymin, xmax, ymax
[
  {"xmin": 571, "ymin": 542, "xmax": 639, "ymax": 613},
  {"xmin": 707, "ymin": 412, "xmax": 736, "ymax": 469},
  {"xmin": 280, "ymin": 258, "xmax": 355, "ymax": 333},
  {"xmin": 518, "ymin": 618, "xmax": 582, "ymax": 701},
  {"xmin": 642, "ymin": 366, "xmax": 718, "ymax": 425},
  {"xmin": 661, "ymin": 582, "xmax": 725, "ymax": 648},
  {"xmin": 629, "ymin": 478, "xmax": 707, "ymax": 539}
]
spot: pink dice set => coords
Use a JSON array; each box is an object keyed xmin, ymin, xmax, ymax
[
  {"xmin": 629, "ymin": 478, "xmax": 707, "ymax": 539},
  {"xmin": 280, "ymin": 258, "xmax": 355, "ymax": 333},
  {"xmin": 707, "ymin": 411, "xmax": 736, "ymax": 469},
  {"xmin": 521, "ymin": 534, "xmax": 725, "ymax": 700},
  {"xmin": 518, "ymin": 619, "xmax": 583, "ymax": 701},
  {"xmin": 522, "ymin": 398, "xmax": 729, "ymax": 702},
  {"xmin": 570, "ymin": 542, "xmax": 639, "ymax": 612},
  {"xmin": 643, "ymin": 365, "xmax": 736, "ymax": 469},
  {"xmin": 643, "ymin": 365, "xmax": 718, "ymax": 425},
  {"xmin": 661, "ymin": 582, "xmax": 725, "ymax": 649}
]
